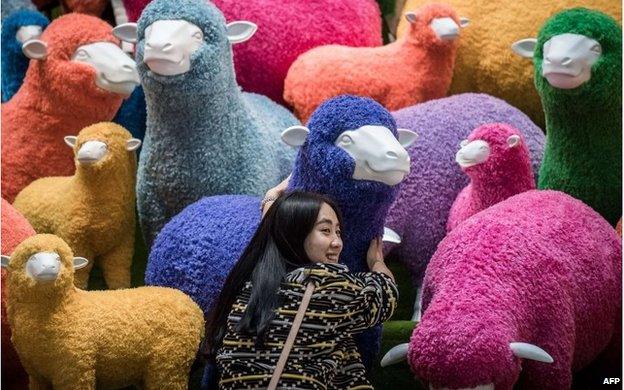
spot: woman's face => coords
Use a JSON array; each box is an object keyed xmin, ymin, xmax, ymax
[{"xmin": 304, "ymin": 203, "xmax": 343, "ymax": 263}]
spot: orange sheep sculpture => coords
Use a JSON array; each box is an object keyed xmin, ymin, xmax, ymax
[{"xmin": 284, "ymin": 3, "xmax": 467, "ymax": 123}]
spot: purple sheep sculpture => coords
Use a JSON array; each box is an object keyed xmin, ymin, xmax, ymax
[
  {"xmin": 382, "ymin": 190, "xmax": 621, "ymax": 389},
  {"xmin": 447, "ymin": 123, "xmax": 535, "ymax": 232},
  {"xmin": 146, "ymin": 95, "xmax": 417, "ymax": 370},
  {"xmin": 385, "ymin": 93, "xmax": 545, "ymax": 290}
]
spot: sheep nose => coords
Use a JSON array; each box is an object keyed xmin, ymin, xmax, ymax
[
  {"xmin": 122, "ymin": 64, "xmax": 135, "ymax": 72},
  {"xmin": 545, "ymin": 55, "xmax": 573, "ymax": 67},
  {"xmin": 386, "ymin": 151, "xmax": 399, "ymax": 159}
]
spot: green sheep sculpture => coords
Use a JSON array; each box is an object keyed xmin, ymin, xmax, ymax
[{"xmin": 513, "ymin": 8, "xmax": 622, "ymax": 225}]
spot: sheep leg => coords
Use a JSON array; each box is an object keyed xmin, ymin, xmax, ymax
[
  {"xmin": 28, "ymin": 376, "xmax": 51, "ymax": 390},
  {"xmin": 144, "ymin": 360, "xmax": 190, "ymax": 390},
  {"xmin": 99, "ymin": 234, "xmax": 133, "ymax": 289}
]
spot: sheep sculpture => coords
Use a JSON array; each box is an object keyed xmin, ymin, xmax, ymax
[
  {"xmin": 120, "ymin": 0, "xmax": 383, "ymax": 104},
  {"xmin": 113, "ymin": 0, "xmax": 299, "ymax": 248},
  {"xmin": 146, "ymin": 95, "xmax": 417, "ymax": 370},
  {"xmin": 1, "ymin": 9, "xmax": 48, "ymax": 103},
  {"xmin": 384, "ymin": 93, "xmax": 545, "ymax": 287},
  {"xmin": 1, "ymin": 199, "xmax": 35, "ymax": 390},
  {"xmin": 382, "ymin": 190, "xmax": 621, "ymax": 389},
  {"xmin": 513, "ymin": 8, "xmax": 622, "ymax": 226},
  {"xmin": 1, "ymin": 234, "xmax": 204, "ymax": 390},
  {"xmin": 447, "ymin": 123, "xmax": 535, "ymax": 232},
  {"xmin": 1, "ymin": 13, "xmax": 140, "ymax": 202},
  {"xmin": 13, "ymin": 123, "xmax": 141, "ymax": 290},
  {"xmin": 284, "ymin": 3, "xmax": 467, "ymax": 123},
  {"xmin": 396, "ymin": 0, "xmax": 620, "ymax": 127}
]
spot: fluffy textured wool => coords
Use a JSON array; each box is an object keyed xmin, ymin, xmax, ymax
[
  {"xmin": 112, "ymin": 85, "xmax": 147, "ymax": 144},
  {"xmin": 409, "ymin": 190, "xmax": 621, "ymax": 389},
  {"xmin": 284, "ymin": 3, "xmax": 460, "ymax": 123},
  {"xmin": 147, "ymin": 96, "xmax": 403, "ymax": 370},
  {"xmin": 533, "ymin": 8, "xmax": 621, "ymax": 226},
  {"xmin": 1, "ymin": 199, "xmax": 35, "ymax": 390},
  {"xmin": 1, "ymin": 9, "xmax": 48, "ymax": 103},
  {"xmin": 617, "ymin": 219, "xmax": 622, "ymax": 237},
  {"xmin": 1, "ymin": 14, "xmax": 125, "ymax": 203},
  {"xmin": 447, "ymin": 123, "xmax": 535, "ymax": 231},
  {"xmin": 384, "ymin": 93, "xmax": 545, "ymax": 284},
  {"xmin": 31, "ymin": 0, "xmax": 108, "ymax": 15},
  {"xmin": 122, "ymin": 0, "xmax": 382, "ymax": 105},
  {"xmin": 0, "ymin": 0, "xmax": 36, "ymax": 19},
  {"xmin": 4, "ymin": 234, "xmax": 204, "ymax": 389},
  {"xmin": 13, "ymin": 123, "xmax": 138, "ymax": 290},
  {"xmin": 396, "ymin": 0, "xmax": 620, "ymax": 127},
  {"xmin": 136, "ymin": 0, "xmax": 298, "ymax": 248}
]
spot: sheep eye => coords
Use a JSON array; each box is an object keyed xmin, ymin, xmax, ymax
[
  {"xmin": 75, "ymin": 50, "xmax": 89, "ymax": 59},
  {"xmin": 591, "ymin": 44, "xmax": 602, "ymax": 54},
  {"xmin": 341, "ymin": 135, "xmax": 352, "ymax": 144},
  {"xmin": 193, "ymin": 31, "xmax": 203, "ymax": 40}
]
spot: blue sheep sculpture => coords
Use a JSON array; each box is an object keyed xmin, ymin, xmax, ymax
[
  {"xmin": 113, "ymin": 0, "xmax": 298, "ymax": 248},
  {"xmin": 146, "ymin": 95, "xmax": 417, "ymax": 370},
  {"xmin": 1, "ymin": 9, "xmax": 48, "ymax": 102}
]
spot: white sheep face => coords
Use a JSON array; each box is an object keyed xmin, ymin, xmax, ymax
[
  {"xmin": 143, "ymin": 20, "xmax": 204, "ymax": 76},
  {"xmin": 541, "ymin": 33, "xmax": 601, "ymax": 89},
  {"xmin": 25, "ymin": 252, "xmax": 61, "ymax": 282},
  {"xmin": 335, "ymin": 125, "xmax": 415, "ymax": 186},
  {"xmin": 456, "ymin": 139, "xmax": 490, "ymax": 168},
  {"xmin": 76, "ymin": 140, "xmax": 109, "ymax": 164},
  {"xmin": 16, "ymin": 25, "xmax": 42, "ymax": 43},
  {"xmin": 72, "ymin": 42, "xmax": 140, "ymax": 97}
]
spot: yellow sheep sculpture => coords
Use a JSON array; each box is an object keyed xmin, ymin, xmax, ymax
[
  {"xmin": 13, "ymin": 122, "xmax": 140, "ymax": 289},
  {"xmin": 396, "ymin": 0, "xmax": 621, "ymax": 127},
  {"xmin": 1, "ymin": 234, "xmax": 204, "ymax": 390}
]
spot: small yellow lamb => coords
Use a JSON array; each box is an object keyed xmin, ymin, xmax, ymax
[
  {"xmin": 13, "ymin": 122, "xmax": 140, "ymax": 289},
  {"xmin": 1, "ymin": 234, "xmax": 204, "ymax": 389}
]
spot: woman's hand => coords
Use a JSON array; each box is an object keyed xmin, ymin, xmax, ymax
[
  {"xmin": 367, "ymin": 237, "xmax": 394, "ymax": 281},
  {"xmin": 261, "ymin": 174, "xmax": 291, "ymax": 215},
  {"xmin": 366, "ymin": 237, "xmax": 384, "ymax": 270}
]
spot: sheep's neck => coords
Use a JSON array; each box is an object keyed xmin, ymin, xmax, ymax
[
  {"xmin": 74, "ymin": 160, "xmax": 137, "ymax": 201},
  {"xmin": 470, "ymin": 168, "xmax": 535, "ymax": 209},
  {"xmin": 145, "ymin": 71, "xmax": 247, "ymax": 138},
  {"xmin": 14, "ymin": 71, "xmax": 122, "ymax": 124}
]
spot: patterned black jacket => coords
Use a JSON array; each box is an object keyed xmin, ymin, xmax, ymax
[{"xmin": 217, "ymin": 262, "xmax": 398, "ymax": 389}]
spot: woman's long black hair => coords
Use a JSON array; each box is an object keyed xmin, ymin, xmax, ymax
[{"xmin": 204, "ymin": 191, "xmax": 343, "ymax": 359}]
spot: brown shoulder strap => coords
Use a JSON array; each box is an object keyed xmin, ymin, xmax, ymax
[{"xmin": 267, "ymin": 281, "xmax": 316, "ymax": 390}]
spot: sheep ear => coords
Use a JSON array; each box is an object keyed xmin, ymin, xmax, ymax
[
  {"xmin": 507, "ymin": 134, "xmax": 521, "ymax": 148},
  {"xmin": 126, "ymin": 138, "xmax": 142, "ymax": 151},
  {"xmin": 382, "ymin": 227, "xmax": 401, "ymax": 244},
  {"xmin": 460, "ymin": 139, "xmax": 469, "ymax": 148},
  {"xmin": 459, "ymin": 17, "xmax": 470, "ymax": 28},
  {"xmin": 22, "ymin": 39, "xmax": 47, "ymax": 60},
  {"xmin": 405, "ymin": 12, "xmax": 417, "ymax": 24},
  {"xmin": 64, "ymin": 136, "xmax": 78, "ymax": 148},
  {"xmin": 226, "ymin": 21, "xmax": 257, "ymax": 44},
  {"xmin": 380, "ymin": 343, "xmax": 409, "ymax": 367},
  {"xmin": 1, "ymin": 255, "xmax": 10, "ymax": 268},
  {"xmin": 73, "ymin": 257, "xmax": 89, "ymax": 270},
  {"xmin": 512, "ymin": 38, "xmax": 537, "ymax": 58},
  {"xmin": 281, "ymin": 125, "xmax": 309, "ymax": 147},
  {"xmin": 398, "ymin": 128, "xmax": 418, "ymax": 148},
  {"xmin": 510, "ymin": 342, "xmax": 554, "ymax": 363},
  {"xmin": 113, "ymin": 22, "xmax": 138, "ymax": 44}
]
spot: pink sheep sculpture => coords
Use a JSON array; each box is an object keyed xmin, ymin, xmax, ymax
[
  {"xmin": 284, "ymin": 3, "xmax": 467, "ymax": 123},
  {"xmin": 447, "ymin": 123, "xmax": 535, "ymax": 232},
  {"xmin": 121, "ymin": 0, "xmax": 383, "ymax": 105},
  {"xmin": 1, "ymin": 14, "xmax": 139, "ymax": 202},
  {"xmin": 383, "ymin": 190, "xmax": 621, "ymax": 389}
]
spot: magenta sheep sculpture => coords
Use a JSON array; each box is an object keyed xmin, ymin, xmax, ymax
[
  {"xmin": 447, "ymin": 123, "xmax": 535, "ymax": 231},
  {"xmin": 383, "ymin": 190, "xmax": 621, "ymax": 389}
]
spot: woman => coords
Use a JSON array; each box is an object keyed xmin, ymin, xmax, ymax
[{"xmin": 204, "ymin": 191, "xmax": 398, "ymax": 389}]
